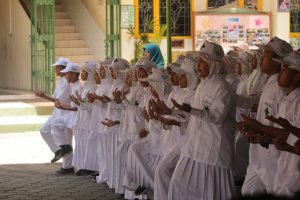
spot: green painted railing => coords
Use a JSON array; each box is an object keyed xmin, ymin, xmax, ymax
[
  {"xmin": 105, "ymin": 0, "xmax": 120, "ymax": 58},
  {"xmin": 31, "ymin": 0, "xmax": 55, "ymax": 95}
]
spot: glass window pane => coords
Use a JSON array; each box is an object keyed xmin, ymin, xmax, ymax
[
  {"xmin": 138, "ymin": 0, "xmax": 154, "ymax": 33},
  {"xmin": 160, "ymin": 0, "xmax": 191, "ymax": 36}
]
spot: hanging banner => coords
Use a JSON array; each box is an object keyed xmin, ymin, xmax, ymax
[{"xmin": 121, "ymin": 5, "xmax": 135, "ymax": 29}]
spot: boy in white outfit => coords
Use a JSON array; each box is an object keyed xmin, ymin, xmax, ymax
[
  {"xmin": 52, "ymin": 62, "xmax": 84, "ymax": 175},
  {"xmin": 36, "ymin": 58, "xmax": 73, "ymax": 173}
]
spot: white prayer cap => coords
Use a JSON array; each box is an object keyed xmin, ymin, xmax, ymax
[
  {"xmin": 60, "ymin": 62, "xmax": 81, "ymax": 73},
  {"xmin": 273, "ymin": 51, "xmax": 300, "ymax": 72},
  {"xmin": 234, "ymin": 41, "xmax": 253, "ymax": 55},
  {"xmin": 266, "ymin": 36, "xmax": 293, "ymax": 59},
  {"xmin": 81, "ymin": 60, "xmax": 98, "ymax": 74},
  {"xmin": 109, "ymin": 57, "xmax": 130, "ymax": 70},
  {"xmin": 233, "ymin": 51, "xmax": 253, "ymax": 67},
  {"xmin": 98, "ymin": 58, "xmax": 114, "ymax": 67},
  {"xmin": 51, "ymin": 57, "xmax": 69, "ymax": 67},
  {"xmin": 197, "ymin": 41, "xmax": 225, "ymax": 62},
  {"xmin": 166, "ymin": 55, "xmax": 186, "ymax": 74}
]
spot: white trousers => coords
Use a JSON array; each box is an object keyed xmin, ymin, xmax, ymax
[
  {"xmin": 40, "ymin": 117, "xmax": 60, "ymax": 153},
  {"xmin": 242, "ymin": 165, "xmax": 272, "ymax": 195},
  {"xmin": 52, "ymin": 124, "xmax": 73, "ymax": 169}
]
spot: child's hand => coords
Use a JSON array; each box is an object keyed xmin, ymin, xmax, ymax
[
  {"xmin": 266, "ymin": 116, "xmax": 291, "ymax": 130},
  {"xmin": 273, "ymin": 137, "xmax": 290, "ymax": 152},
  {"xmin": 143, "ymin": 107, "xmax": 150, "ymax": 122},
  {"xmin": 241, "ymin": 113, "xmax": 262, "ymax": 132},
  {"xmin": 150, "ymin": 87, "xmax": 160, "ymax": 100},
  {"xmin": 171, "ymin": 98, "xmax": 191, "ymax": 113},
  {"xmin": 87, "ymin": 93, "xmax": 96, "ymax": 103},
  {"xmin": 112, "ymin": 88, "xmax": 122, "ymax": 102},
  {"xmin": 139, "ymin": 128, "xmax": 148, "ymax": 139},
  {"xmin": 101, "ymin": 118, "xmax": 119, "ymax": 127},
  {"xmin": 152, "ymin": 99, "xmax": 172, "ymax": 115},
  {"xmin": 35, "ymin": 90, "xmax": 45, "ymax": 97},
  {"xmin": 102, "ymin": 95, "xmax": 111, "ymax": 103}
]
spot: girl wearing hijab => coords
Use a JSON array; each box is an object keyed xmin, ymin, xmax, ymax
[
  {"xmin": 72, "ymin": 61, "xmax": 98, "ymax": 174},
  {"xmin": 123, "ymin": 67, "xmax": 171, "ymax": 196},
  {"xmin": 143, "ymin": 43, "xmax": 165, "ymax": 69},
  {"xmin": 100, "ymin": 58, "xmax": 129, "ymax": 189},
  {"xmin": 225, "ymin": 50, "xmax": 240, "ymax": 92},
  {"xmin": 108, "ymin": 66, "xmax": 147, "ymax": 194},
  {"xmin": 167, "ymin": 41, "xmax": 237, "ymax": 200},
  {"xmin": 153, "ymin": 57, "xmax": 199, "ymax": 200},
  {"xmin": 86, "ymin": 58, "xmax": 113, "ymax": 182}
]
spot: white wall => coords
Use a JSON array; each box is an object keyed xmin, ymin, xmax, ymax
[
  {"xmin": 263, "ymin": 0, "xmax": 290, "ymax": 42},
  {"xmin": 61, "ymin": 0, "xmax": 106, "ymax": 59},
  {"xmin": 0, "ymin": 0, "xmax": 31, "ymax": 91}
]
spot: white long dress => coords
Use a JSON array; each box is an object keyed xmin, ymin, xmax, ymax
[
  {"xmin": 72, "ymin": 79, "xmax": 97, "ymax": 171},
  {"xmin": 102, "ymin": 78, "xmax": 126, "ymax": 189},
  {"xmin": 123, "ymin": 85, "xmax": 168, "ymax": 190},
  {"xmin": 88, "ymin": 77, "xmax": 112, "ymax": 181},
  {"xmin": 114, "ymin": 83, "xmax": 146, "ymax": 194},
  {"xmin": 154, "ymin": 87, "xmax": 195, "ymax": 200},
  {"xmin": 168, "ymin": 74, "xmax": 236, "ymax": 200}
]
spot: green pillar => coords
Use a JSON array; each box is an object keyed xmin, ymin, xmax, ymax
[{"xmin": 166, "ymin": 0, "xmax": 172, "ymax": 63}]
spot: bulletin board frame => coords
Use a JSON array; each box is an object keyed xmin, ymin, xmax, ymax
[{"xmin": 192, "ymin": 9, "xmax": 272, "ymax": 51}]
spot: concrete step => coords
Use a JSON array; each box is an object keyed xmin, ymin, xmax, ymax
[
  {"xmin": 59, "ymin": 55, "xmax": 97, "ymax": 63},
  {"xmin": 0, "ymin": 116, "xmax": 49, "ymax": 134},
  {"xmin": 0, "ymin": 102, "xmax": 53, "ymax": 117},
  {"xmin": 56, "ymin": 33, "xmax": 80, "ymax": 40},
  {"xmin": 55, "ymin": 40, "xmax": 85, "ymax": 48},
  {"xmin": 55, "ymin": 19, "xmax": 71, "ymax": 26},
  {"xmin": 55, "ymin": 11, "xmax": 67, "ymax": 19},
  {"xmin": 55, "ymin": 47, "xmax": 90, "ymax": 56},
  {"xmin": 55, "ymin": 25, "xmax": 76, "ymax": 33}
]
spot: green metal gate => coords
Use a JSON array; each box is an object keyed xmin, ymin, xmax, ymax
[
  {"xmin": 31, "ymin": 0, "xmax": 55, "ymax": 94},
  {"xmin": 105, "ymin": 0, "xmax": 120, "ymax": 58}
]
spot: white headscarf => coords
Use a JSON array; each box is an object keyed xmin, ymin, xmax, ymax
[
  {"xmin": 246, "ymin": 52, "xmax": 267, "ymax": 95},
  {"xmin": 81, "ymin": 60, "xmax": 98, "ymax": 85}
]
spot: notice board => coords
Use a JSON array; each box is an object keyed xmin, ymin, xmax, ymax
[{"xmin": 193, "ymin": 12, "xmax": 271, "ymax": 50}]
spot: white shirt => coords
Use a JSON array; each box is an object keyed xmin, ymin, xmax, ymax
[
  {"xmin": 181, "ymin": 75, "xmax": 236, "ymax": 169},
  {"xmin": 51, "ymin": 76, "xmax": 71, "ymax": 119},
  {"xmin": 274, "ymin": 87, "xmax": 300, "ymax": 194},
  {"xmin": 249, "ymin": 74, "xmax": 286, "ymax": 184}
]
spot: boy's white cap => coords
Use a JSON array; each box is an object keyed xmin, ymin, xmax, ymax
[
  {"xmin": 273, "ymin": 51, "xmax": 300, "ymax": 72},
  {"xmin": 197, "ymin": 41, "xmax": 225, "ymax": 62},
  {"xmin": 60, "ymin": 62, "xmax": 81, "ymax": 73},
  {"xmin": 266, "ymin": 36, "xmax": 293, "ymax": 59},
  {"xmin": 51, "ymin": 57, "xmax": 69, "ymax": 67},
  {"xmin": 139, "ymin": 67, "xmax": 165, "ymax": 82}
]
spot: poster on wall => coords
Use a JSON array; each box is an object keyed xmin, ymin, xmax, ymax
[
  {"xmin": 278, "ymin": 0, "xmax": 290, "ymax": 12},
  {"xmin": 121, "ymin": 5, "xmax": 135, "ymax": 29},
  {"xmin": 244, "ymin": 0, "xmax": 258, "ymax": 10},
  {"xmin": 193, "ymin": 13, "xmax": 271, "ymax": 50},
  {"xmin": 208, "ymin": 0, "xmax": 237, "ymax": 9}
]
